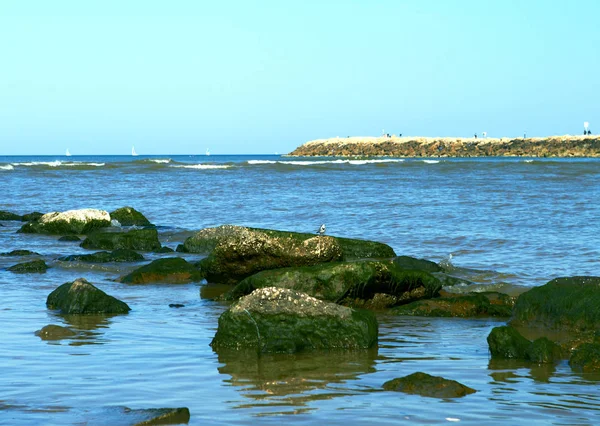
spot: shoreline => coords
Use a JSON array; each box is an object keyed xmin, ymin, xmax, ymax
[{"xmin": 288, "ymin": 135, "xmax": 600, "ymax": 157}]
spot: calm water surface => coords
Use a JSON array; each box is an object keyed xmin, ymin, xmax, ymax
[{"xmin": 1, "ymin": 155, "xmax": 599, "ymax": 424}]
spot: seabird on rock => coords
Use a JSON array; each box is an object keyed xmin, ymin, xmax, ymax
[{"xmin": 317, "ymin": 224, "xmax": 326, "ymax": 236}]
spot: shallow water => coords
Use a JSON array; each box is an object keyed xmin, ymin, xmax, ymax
[{"xmin": 1, "ymin": 155, "xmax": 600, "ymax": 424}]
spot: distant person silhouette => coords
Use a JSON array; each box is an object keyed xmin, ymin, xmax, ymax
[
  {"xmin": 588, "ymin": 130, "xmax": 592, "ymax": 135},
  {"xmin": 474, "ymin": 133, "xmax": 478, "ymax": 139}
]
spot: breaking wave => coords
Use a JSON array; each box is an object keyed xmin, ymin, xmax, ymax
[
  {"xmin": 170, "ymin": 164, "xmax": 232, "ymax": 170},
  {"xmin": 0, "ymin": 164, "xmax": 14, "ymax": 171}
]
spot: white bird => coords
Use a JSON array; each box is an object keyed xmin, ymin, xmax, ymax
[{"xmin": 317, "ymin": 224, "xmax": 326, "ymax": 236}]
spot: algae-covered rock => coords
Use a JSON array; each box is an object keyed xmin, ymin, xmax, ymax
[
  {"xmin": 0, "ymin": 249, "xmax": 40, "ymax": 256},
  {"xmin": 131, "ymin": 407, "xmax": 190, "ymax": 425},
  {"xmin": 18, "ymin": 209, "xmax": 111, "ymax": 235},
  {"xmin": 526, "ymin": 337, "xmax": 562, "ymax": 363},
  {"xmin": 8, "ymin": 259, "xmax": 48, "ymax": 273},
  {"xmin": 211, "ymin": 287, "xmax": 378, "ymax": 353},
  {"xmin": 487, "ymin": 326, "xmax": 561, "ymax": 363},
  {"xmin": 0, "ymin": 210, "xmax": 22, "ymax": 221},
  {"xmin": 58, "ymin": 235, "xmax": 81, "ymax": 242},
  {"xmin": 120, "ymin": 257, "xmax": 203, "ymax": 284},
  {"xmin": 223, "ymin": 260, "xmax": 441, "ymax": 308},
  {"xmin": 569, "ymin": 343, "xmax": 600, "ymax": 372},
  {"xmin": 35, "ymin": 324, "xmax": 77, "ymax": 340},
  {"xmin": 392, "ymin": 255, "xmax": 442, "ymax": 273},
  {"xmin": 180, "ymin": 225, "xmax": 395, "ymax": 259},
  {"xmin": 80, "ymin": 228, "xmax": 161, "ymax": 252},
  {"xmin": 156, "ymin": 246, "xmax": 175, "ymax": 253},
  {"xmin": 510, "ymin": 276, "xmax": 600, "ymax": 334},
  {"xmin": 46, "ymin": 278, "xmax": 131, "ymax": 314},
  {"xmin": 59, "ymin": 249, "xmax": 144, "ymax": 263},
  {"xmin": 109, "ymin": 206, "xmax": 153, "ymax": 227},
  {"xmin": 21, "ymin": 211, "xmax": 44, "ymax": 222},
  {"xmin": 382, "ymin": 372, "xmax": 476, "ymax": 398},
  {"xmin": 390, "ymin": 292, "xmax": 514, "ymax": 318}
]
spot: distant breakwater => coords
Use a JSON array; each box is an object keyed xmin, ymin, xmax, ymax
[{"xmin": 288, "ymin": 135, "xmax": 600, "ymax": 157}]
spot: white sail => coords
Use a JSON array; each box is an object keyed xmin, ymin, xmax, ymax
[
  {"xmin": 65, "ymin": 149, "xmax": 71, "ymax": 157},
  {"xmin": 132, "ymin": 146, "xmax": 138, "ymax": 156},
  {"xmin": 206, "ymin": 148, "xmax": 210, "ymax": 156}
]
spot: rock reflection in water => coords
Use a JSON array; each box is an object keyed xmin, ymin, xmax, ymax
[
  {"xmin": 216, "ymin": 348, "xmax": 378, "ymax": 410},
  {"xmin": 60, "ymin": 314, "xmax": 117, "ymax": 346},
  {"xmin": 488, "ymin": 358, "xmax": 557, "ymax": 384}
]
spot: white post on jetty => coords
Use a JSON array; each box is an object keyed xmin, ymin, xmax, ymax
[{"xmin": 584, "ymin": 122, "xmax": 589, "ymax": 132}]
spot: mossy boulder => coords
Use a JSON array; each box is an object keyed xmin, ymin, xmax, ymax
[
  {"xmin": 390, "ymin": 292, "xmax": 514, "ymax": 318},
  {"xmin": 223, "ymin": 260, "xmax": 441, "ymax": 308},
  {"xmin": 21, "ymin": 211, "xmax": 44, "ymax": 222},
  {"xmin": 382, "ymin": 372, "xmax": 476, "ymax": 398},
  {"xmin": 487, "ymin": 326, "xmax": 561, "ymax": 363},
  {"xmin": 211, "ymin": 287, "xmax": 378, "ymax": 353},
  {"xmin": 18, "ymin": 209, "xmax": 111, "ymax": 235},
  {"xmin": 510, "ymin": 276, "xmax": 600, "ymax": 334},
  {"xmin": 1, "ymin": 249, "xmax": 40, "ymax": 256},
  {"xmin": 180, "ymin": 225, "xmax": 395, "ymax": 258},
  {"xmin": 35, "ymin": 324, "xmax": 77, "ymax": 340},
  {"xmin": 46, "ymin": 278, "xmax": 131, "ymax": 314},
  {"xmin": 58, "ymin": 235, "xmax": 81, "ymax": 242},
  {"xmin": 0, "ymin": 210, "xmax": 22, "ymax": 221},
  {"xmin": 109, "ymin": 206, "xmax": 153, "ymax": 227},
  {"xmin": 569, "ymin": 343, "xmax": 600, "ymax": 372},
  {"xmin": 120, "ymin": 257, "xmax": 203, "ymax": 284},
  {"xmin": 8, "ymin": 259, "xmax": 48, "ymax": 273},
  {"xmin": 59, "ymin": 249, "xmax": 144, "ymax": 263},
  {"xmin": 80, "ymin": 229, "xmax": 161, "ymax": 252},
  {"xmin": 392, "ymin": 255, "xmax": 442, "ymax": 273}
]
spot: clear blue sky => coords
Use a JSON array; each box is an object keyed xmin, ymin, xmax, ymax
[{"xmin": 1, "ymin": 0, "xmax": 598, "ymax": 155}]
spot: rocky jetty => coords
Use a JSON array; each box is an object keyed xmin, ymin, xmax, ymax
[
  {"xmin": 289, "ymin": 135, "xmax": 600, "ymax": 157},
  {"xmin": 211, "ymin": 287, "xmax": 378, "ymax": 353}
]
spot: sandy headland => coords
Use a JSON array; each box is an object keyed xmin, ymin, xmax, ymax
[{"xmin": 288, "ymin": 135, "xmax": 600, "ymax": 157}]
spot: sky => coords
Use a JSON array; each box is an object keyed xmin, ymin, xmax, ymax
[{"xmin": 1, "ymin": 0, "xmax": 599, "ymax": 155}]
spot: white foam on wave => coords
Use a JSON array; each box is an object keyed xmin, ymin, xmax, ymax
[
  {"xmin": 11, "ymin": 161, "xmax": 105, "ymax": 167},
  {"xmin": 149, "ymin": 159, "xmax": 171, "ymax": 164},
  {"xmin": 523, "ymin": 159, "xmax": 534, "ymax": 163},
  {"xmin": 0, "ymin": 164, "xmax": 14, "ymax": 170},
  {"xmin": 247, "ymin": 159, "xmax": 405, "ymax": 166},
  {"xmin": 423, "ymin": 160, "xmax": 440, "ymax": 164},
  {"xmin": 171, "ymin": 164, "xmax": 231, "ymax": 170}
]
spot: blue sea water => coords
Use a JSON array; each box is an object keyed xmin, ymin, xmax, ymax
[{"xmin": 1, "ymin": 154, "xmax": 600, "ymax": 425}]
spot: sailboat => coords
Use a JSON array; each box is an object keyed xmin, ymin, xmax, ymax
[
  {"xmin": 65, "ymin": 149, "xmax": 71, "ymax": 157},
  {"xmin": 132, "ymin": 146, "xmax": 138, "ymax": 156},
  {"xmin": 206, "ymin": 148, "xmax": 210, "ymax": 156}
]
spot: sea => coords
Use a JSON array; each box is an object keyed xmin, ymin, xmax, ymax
[{"xmin": 1, "ymin": 154, "xmax": 599, "ymax": 425}]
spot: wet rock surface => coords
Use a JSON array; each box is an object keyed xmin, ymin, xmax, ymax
[
  {"xmin": 1, "ymin": 249, "xmax": 40, "ymax": 256},
  {"xmin": 8, "ymin": 259, "xmax": 48, "ymax": 273},
  {"xmin": 46, "ymin": 278, "xmax": 131, "ymax": 314},
  {"xmin": 120, "ymin": 257, "xmax": 203, "ymax": 284},
  {"xmin": 35, "ymin": 324, "xmax": 77, "ymax": 340},
  {"xmin": 382, "ymin": 372, "xmax": 476, "ymax": 398},
  {"xmin": 18, "ymin": 209, "xmax": 111, "ymax": 235},
  {"xmin": 487, "ymin": 325, "xmax": 562, "ymax": 363},
  {"xmin": 569, "ymin": 343, "xmax": 600, "ymax": 373},
  {"xmin": 109, "ymin": 206, "xmax": 153, "ymax": 227},
  {"xmin": 80, "ymin": 228, "xmax": 161, "ymax": 252},
  {"xmin": 59, "ymin": 249, "xmax": 144, "ymax": 263}
]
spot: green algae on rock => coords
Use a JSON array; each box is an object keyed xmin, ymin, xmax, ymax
[
  {"xmin": 390, "ymin": 292, "xmax": 514, "ymax": 318},
  {"xmin": 487, "ymin": 326, "xmax": 562, "ymax": 363},
  {"xmin": 80, "ymin": 228, "xmax": 161, "ymax": 252},
  {"xmin": 1, "ymin": 249, "xmax": 40, "ymax": 256},
  {"xmin": 120, "ymin": 257, "xmax": 203, "ymax": 284},
  {"xmin": 109, "ymin": 206, "xmax": 153, "ymax": 227},
  {"xmin": 8, "ymin": 259, "xmax": 49, "ymax": 273},
  {"xmin": 47, "ymin": 278, "xmax": 131, "ymax": 314},
  {"xmin": 569, "ymin": 343, "xmax": 600, "ymax": 373},
  {"xmin": 59, "ymin": 249, "xmax": 144, "ymax": 263},
  {"xmin": 58, "ymin": 235, "xmax": 81, "ymax": 242},
  {"xmin": 0, "ymin": 210, "xmax": 23, "ymax": 221},
  {"xmin": 18, "ymin": 209, "xmax": 111, "ymax": 235},
  {"xmin": 211, "ymin": 287, "xmax": 378, "ymax": 353},
  {"xmin": 382, "ymin": 372, "xmax": 476, "ymax": 398},
  {"xmin": 223, "ymin": 260, "xmax": 441, "ymax": 309},
  {"xmin": 35, "ymin": 324, "xmax": 77, "ymax": 340}
]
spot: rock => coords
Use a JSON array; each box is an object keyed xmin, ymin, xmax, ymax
[
  {"xmin": 58, "ymin": 235, "xmax": 81, "ymax": 242},
  {"xmin": 392, "ymin": 255, "xmax": 442, "ymax": 273},
  {"xmin": 487, "ymin": 326, "xmax": 561, "ymax": 362},
  {"xmin": 21, "ymin": 211, "xmax": 44, "ymax": 222},
  {"xmin": 382, "ymin": 372, "xmax": 476, "ymax": 398},
  {"xmin": 18, "ymin": 209, "xmax": 111, "ymax": 235},
  {"xmin": 390, "ymin": 292, "xmax": 514, "ymax": 318},
  {"xmin": 0, "ymin": 249, "xmax": 40, "ymax": 256},
  {"xmin": 59, "ymin": 249, "xmax": 144, "ymax": 263},
  {"xmin": 211, "ymin": 287, "xmax": 378, "ymax": 353},
  {"xmin": 156, "ymin": 246, "xmax": 175, "ymax": 253},
  {"xmin": 0, "ymin": 210, "xmax": 22, "ymax": 221},
  {"xmin": 569, "ymin": 343, "xmax": 600, "ymax": 372},
  {"xmin": 169, "ymin": 304, "xmax": 185, "ymax": 308},
  {"xmin": 35, "ymin": 324, "xmax": 77, "ymax": 340},
  {"xmin": 8, "ymin": 259, "xmax": 48, "ymax": 273},
  {"xmin": 180, "ymin": 225, "xmax": 395, "ymax": 259},
  {"xmin": 129, "ymin": 407, "xmax": 190, "ymax": 425},
  {"xmin": 120, "ymin": 257, "xmax": 203, "ymax": 284},
  {"xmin": 109, "ymin": 206, "xmax": 153, "ymax": 227},
  {"xmin": 223, "ymin": 260, "xmax": 441, "ymax": 308},
  {"xmin": 80, "ymin": 228, "xmax": 161, "ymax": 252},
  {"xmin": 46, "ymin": 278, "xmax": 131, "ymax": 314}
]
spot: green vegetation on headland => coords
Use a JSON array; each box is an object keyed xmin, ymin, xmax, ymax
[{"xmin": 288, "ymin": 135, "xmax": 600, "ymax": 157}]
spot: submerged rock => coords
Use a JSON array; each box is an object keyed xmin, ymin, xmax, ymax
[
  {"xmin": 487, "ymin": 326, "xmax": 562, "ymax": 363},
  {"xmin": 569, "ymin": 343, "xmax": 600, "ymax": 373},
  {"xmin": 35, "ymin": 324, "xmax": 77, "ymax": 340},
  {"xmin": 59, "ymin": 249, "xmax": 144, "ymax": 263},
  {"xmin": 390, "ymin": 292, "xmax": 515, "ymax": 318},
  {"xmin": 382, "ymin": 372, "xmax": 476, "ymax": 398},
  {"xmin": 0, "ymin": 210, "xmax": 22, "ymax": 221},
  {"xmin": 8, "ymin": 259, "xmax": 48, "ymax": 273},
  {"xmin": 58, "ymin": 235, "xmax": 81, "ymax": 242},
  {"xmin": 223, "ymin": 260, "xmax": 441, "ymax": 308},
  {"xmin": 211, "ymin": 287, "xmax": 378, "ymax": 353},
  {"xmin": 46, "ymin": 278, "xmax": 131, "ymax": 314},
  {"xmin": 80, "ymin": 228, "xmax": 161, "ymax": 252},
  {"xmin": 109, "ymin": 206, "xmax": 153, "ymax": 227},
  {"xmin": 18, "ymin": 209, "xmax": 111, "ymax": 235},
  {"xmin": 120, "ymin": 257, "xmax": 203, "ymax": 284},
  {"xmin": 124, "ymin": 407, "xmax": 190, "ymax": 426},
  {"xmin": 0, "ymin": 249, "xmax": 40, "ymax": 256}
]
